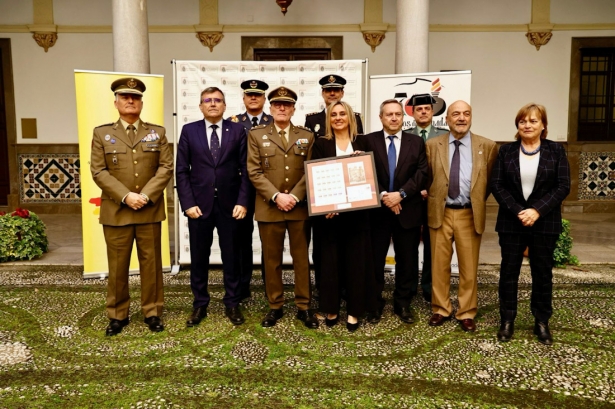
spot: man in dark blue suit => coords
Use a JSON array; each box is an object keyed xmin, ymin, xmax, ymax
[
  {"xmin": 176, "ymin": 86, "xmax": 250, "ymax": 326},
  {"xmin": 227, "ymin": 80, "xmax": 273, "ymax": 300}
]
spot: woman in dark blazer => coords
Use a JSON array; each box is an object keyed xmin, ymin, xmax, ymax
[
  {"xmin": 311, "ymin": 101, "xmax": 374, "ymax": 332},
  {"xmin": 491, "ymin": 103, "xmax": 570, "ymax": 345}
]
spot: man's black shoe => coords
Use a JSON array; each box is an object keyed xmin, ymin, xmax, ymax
[
  {"xmin": 261, "ymin": 308, "xmax": 283, "ymax": 327},
  {"xmin": 144, "ymin": 316, "xmax": 164, "ymax": 332},
  {"xmin": 296, "ymin": 309, "xmax": 319, "ymax": 329},
  {"xmin": 394, "ymin": 306, "xmax": 415, "ymax": 324},
  {"xmin": 105, "ymin": 318, "xmax": 129, "ymax": 336},
  {"xmin": 186, "ymin": 307, "xmax": 207, "ymax": 327},
  {"xmin": 225, "ymin": 306, "xmax": 245, "ymax": 325}
]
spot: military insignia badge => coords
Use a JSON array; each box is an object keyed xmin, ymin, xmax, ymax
[
  {"xmin": 278, "ymin": 87, "xmax": 288, "ymax": 96},
  {"xmin": 263, "ymin": 142, "xmax": 270, "ymax": 147},
  {"xmin": 262, "ymin": 135, "xmax": 268, "ymax": 139},
  {"xmin": 328, "ymin": 75, "xmax": 335, "ymax": 83},
  {"xmin": 127, "ymin": 78, "xmax": 137, "ymax": 88},
  {"xmin": 104, "ymin": 135, "xmax": 111, "ymax": 141},
  {"xmin": 231, "ymin": 115, "xmax": 239, "ymax": 123},
  {"xmin": 314, "ymin": 124, "xmax": 320, "ymax": 132},
  {"xmin": 263, "ymin": 116, "xmax": 269, "ymax": 122},
  {"xmin": 242, "ymin": 116, "xmax": 247, "ymax": 121},
  {"xmin": 250, "ymin": 81, "xmax": 257, "ymax": 89}
]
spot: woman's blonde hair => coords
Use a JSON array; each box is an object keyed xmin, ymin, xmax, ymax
[
  {"xmin": 514, "ymin": 103, "xmax": 548, "ymax": 140},
  {"xmin": 323, "ymin": 101, "xmax": 358, "ymax": 141}
]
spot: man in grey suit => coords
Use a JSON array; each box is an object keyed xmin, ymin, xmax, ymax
[{"xmin": 408, "ymin": 94, "xmax": 448, "ymax": 303}]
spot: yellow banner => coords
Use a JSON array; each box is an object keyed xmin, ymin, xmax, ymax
[{"xmin": 75, "ymin": 71, "xmax": 171, "ymax": 278}]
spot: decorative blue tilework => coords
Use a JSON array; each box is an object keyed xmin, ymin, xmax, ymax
[
  {"xmin": 578, "ymin": 152, "xmax": 615, "ymax": 200},
  {"xmin": 18, "ymin": 154, "xmax": 81, "ymax": 203}
]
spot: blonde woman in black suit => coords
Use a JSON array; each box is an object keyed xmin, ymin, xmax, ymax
[
  {"xmin": 491, "ymin": 103, "xmax": 570, "ymax": 345},
  {"xmin": 311, "ymin": 101, "xmax": 373, "ymax": 332}
]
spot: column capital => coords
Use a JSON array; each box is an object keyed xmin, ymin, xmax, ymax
[
  {"xmin": 28, "ymin": 25, "xmax": 58, "ymax": 52},
  {"xmin": 360, "ymin": 24, "xmax": 388, "ymax": 53},
  {"xmin": 196, "ymin": 32, "xmax": 224, "ymax": 52}
]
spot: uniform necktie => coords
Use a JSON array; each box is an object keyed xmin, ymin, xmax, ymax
[
  {"xmin": 448, "ymin": 140, "xmax": 462, "ymax": 200},
  {"xmin": 127, "ymin": 124, "xmax": 137, "ymax": 144},
  {"xmin": 251, "ymin": 116, "xmax": 259, "ymax": 128},
  {"xmin": 210, "ymin": 124, "xmax": 220, "ymax": 163},
  {"xmin": 387, "ymin": 135, "xmax": 396, "ymax": 192},
  {"xmin": 420, "ymin": 129, "xmax": 427, "ymax": 142},
  {"xmin": 279, "ymin": 129, "xmax": 287, "ymax": 148}
]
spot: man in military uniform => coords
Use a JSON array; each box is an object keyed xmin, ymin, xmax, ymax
[
  {"xmin": 90, "ymin": 77, "xmax": 173, "ymax": 335},
  {"xmin": 304, "ymin": 74, "xmax": 364, "ymax": 138},
  {"xmin": 247, "ymin": 86, "xmax": 318, "ymax": 329},
  {"xmin": 408, "ymin": 94, "xmax": 449, "ymax": 304},
  {"xmin": 227, "ymin": 79, "xmax": 273, "ymax": 300}
]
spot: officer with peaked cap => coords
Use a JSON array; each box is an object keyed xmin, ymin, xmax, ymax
[
  {"xmin": 247, "ymin": 86, "xmax": 318, "ymax": 329},
  {"xmin": 227, "ymin": 79, "xmax": 273, "ymax": 300},
  {"xmin": 90, "ymin": 77, "xmax": 173, "ymax": 335},
  {"xmin": 304, "ymin": 74, "xmax": 364, "ymax": 139},
  {"xmin": 407, "ymin": 93, "xmax": 449, "ymax": 304}
]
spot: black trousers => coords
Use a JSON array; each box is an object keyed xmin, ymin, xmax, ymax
[
  {"xmin": 498, "ymin": 232, "xmax": 559, "ymax": 323},
  {"xmin": 237, "ymin": 210, "xmax": 255, "ymax": 298},
  {"xmin": 371, "ymin": 208, "xmax": 421, "ymax": 309},
  {"xmin": 188, "ymin": 200, "xmax": 241, "ymax": 309}
]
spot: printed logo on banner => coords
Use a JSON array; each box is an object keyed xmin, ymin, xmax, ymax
[
  {"xmin": 181, "ymin": 65, "xmax": 186, "ymax": 72},
  {"xmin": 280, "ymin": 66, "xmax": 285, "ymax": 72},
  {"xmin": 392, "ymin": 77, "xmax": 448, "ymax": 128},
  {"xmin": 182, "ymin": 115, "xmax": 190, "ymax": 123},
  {"xmin": 200, "ymin": 65, "xmax": 206, "ymax": 72}
]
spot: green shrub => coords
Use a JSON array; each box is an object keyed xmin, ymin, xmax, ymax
[
  {"xmin": 0, "ymin": 209, "xmax": 48, "ymax": 262},
  {"xmin": 553, "ymin": 218, "xmax": 579, "ymax": 268}
]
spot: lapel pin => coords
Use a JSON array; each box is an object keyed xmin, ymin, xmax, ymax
[
  {"xmin": 104, "ymin": 135, "xmax": 110, "ymax": 141},
  {"xmin": 262, "ymin": 135, "xmax": 268, "ymax": 139},
  {"xmin": 111, "ymin": 139, "xmax": 116, "ymax": 144}
]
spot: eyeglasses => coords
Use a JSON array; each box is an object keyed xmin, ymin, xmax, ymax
[{"xmin": 201, "ymin": 98, "xmax": 224, "ymax": 104}]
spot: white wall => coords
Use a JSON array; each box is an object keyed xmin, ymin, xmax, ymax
[{"xmin": 552, "ymin": 0, "xmax": 615, "ymax": 24}]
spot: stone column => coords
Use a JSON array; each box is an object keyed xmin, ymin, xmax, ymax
[
  {"xmin": 395, "ymin": 0, "xmax": 429, "ymax": 74},
  {"xmin": 112, "ymin": 0, "xmax": 151, "ymax": 73}
]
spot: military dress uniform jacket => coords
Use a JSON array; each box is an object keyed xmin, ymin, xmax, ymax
[
  {"xmin": 247, "ymin": 123, "xmax": 314, "ymax": 222},
  {"xmin": 304, "ymin": 109, "xmax": 363, "ymax": 138},
  {"xmin": 228, "ymin": 112, "xmax": 273, "ymax": 131},
  {"xmin": 91, "ymin": 120, "xmax": 174, "ymax": 226},
  {"xmin": 408, "ymin": 126, "xmax": 448, "ymax": 142}
]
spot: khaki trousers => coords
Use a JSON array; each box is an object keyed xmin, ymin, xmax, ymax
[
  {"xmin": 103, "ymin": 222, "xmax": 164, "ymax": 320},
  {"xmin": 258, "ymin": 220, "xmax": 311, "ymax": 311},
  {"xmin": 430, "ymin": 208, "xmax": 482, "ymax": 320}
]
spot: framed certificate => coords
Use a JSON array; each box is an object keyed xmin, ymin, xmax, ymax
[{"xmin": 305, "ymin": 152, "xmax": 381, "ymax": 216}]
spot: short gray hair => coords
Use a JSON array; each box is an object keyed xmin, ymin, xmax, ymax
[{"xmin": 379, "ymin": 99, "xmax": 403, "ymax": 115}]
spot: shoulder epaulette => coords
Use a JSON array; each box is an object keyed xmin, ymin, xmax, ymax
[
  {"xmin": 229, "ymin": 115, "xmax": 239, "ymax": 123},
  {"xmin": 95, "ymin": 122, "xmax": 114, "ymax": 128},
  {"xmin": 144, "ymin": 122, "xmax": 164, "ymax": 128},
  {"xmin": 294, "ymin": 125, "xmax": 312, "ymax": 131},
  {"xmin": 251, "ymin": 124, "xmax": 267, "ymax": 130},
  {"xmin": 306, "ymin": 112, "xmax": 320, "ymax": 116}
]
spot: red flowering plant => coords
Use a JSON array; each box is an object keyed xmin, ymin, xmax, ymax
[{"xmin": 0, "ymin": 208, "xmax": 48, "ymax": 262}]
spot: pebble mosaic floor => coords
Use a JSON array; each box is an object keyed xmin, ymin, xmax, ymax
[{"xmin": 1, "ymin": 265, "xmax": 614, "ymax": 408}]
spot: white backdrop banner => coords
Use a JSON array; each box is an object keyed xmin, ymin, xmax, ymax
[
  {"xmin": 368, "ymin": 70, "xmax": 471, "ymax": 132},
  {"xmin": 173, "ymin": 60, "xmax": 367, "ymax": 265}
]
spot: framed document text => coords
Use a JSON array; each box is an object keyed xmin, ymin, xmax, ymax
[{"xmin": 305, "ymin": 152, "xmax": 380, "ymax": 216}]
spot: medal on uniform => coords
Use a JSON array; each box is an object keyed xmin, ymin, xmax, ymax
[
  {"xmin": 262, "ymin": 135, "xmax": 268, "ymax": 140},
  {"xmin": 111, "ymin": 139, "xmax": 116, "ymax": 144},
  {"xmin": 105, "ymin": 135, "xmax": 111, "ymax": 141},
  {"xmin": 263, "ymin": 142, "xmax": 270, "ymax": 147}
]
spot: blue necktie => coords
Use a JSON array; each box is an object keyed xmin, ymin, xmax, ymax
[
  {"xmin": 387, "ymin": 135, "xmax": 396, "ymax": 192},
  {"xmin": 210, "ymin": 124, "xmax": 220, "ymax": 163}
]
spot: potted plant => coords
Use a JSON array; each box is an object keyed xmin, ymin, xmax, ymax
[{"xmin": 0, "ymin": 208, "xmax": 49, "ymax": 262}]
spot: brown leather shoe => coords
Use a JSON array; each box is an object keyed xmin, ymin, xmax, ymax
[
  {"xmin": 428, "ymin": 313, "xmax": 450, "ymax": 327},
  {"xmin": 459, "ymin": 318, "xmax": 477, "ymax": 332}
]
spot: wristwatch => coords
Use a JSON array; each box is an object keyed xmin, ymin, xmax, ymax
[{"xmin": 399, "ymin": 189, "xmax": 407, "ymax": 199}]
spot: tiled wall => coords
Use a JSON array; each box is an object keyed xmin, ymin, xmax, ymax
[
  {"xmin": 18, "ymin": 154, "xmax": 81, "ymax": 204},
  {"xmin": 578, "ymin": 152, "xmax": 615, "ymax": 200}
]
